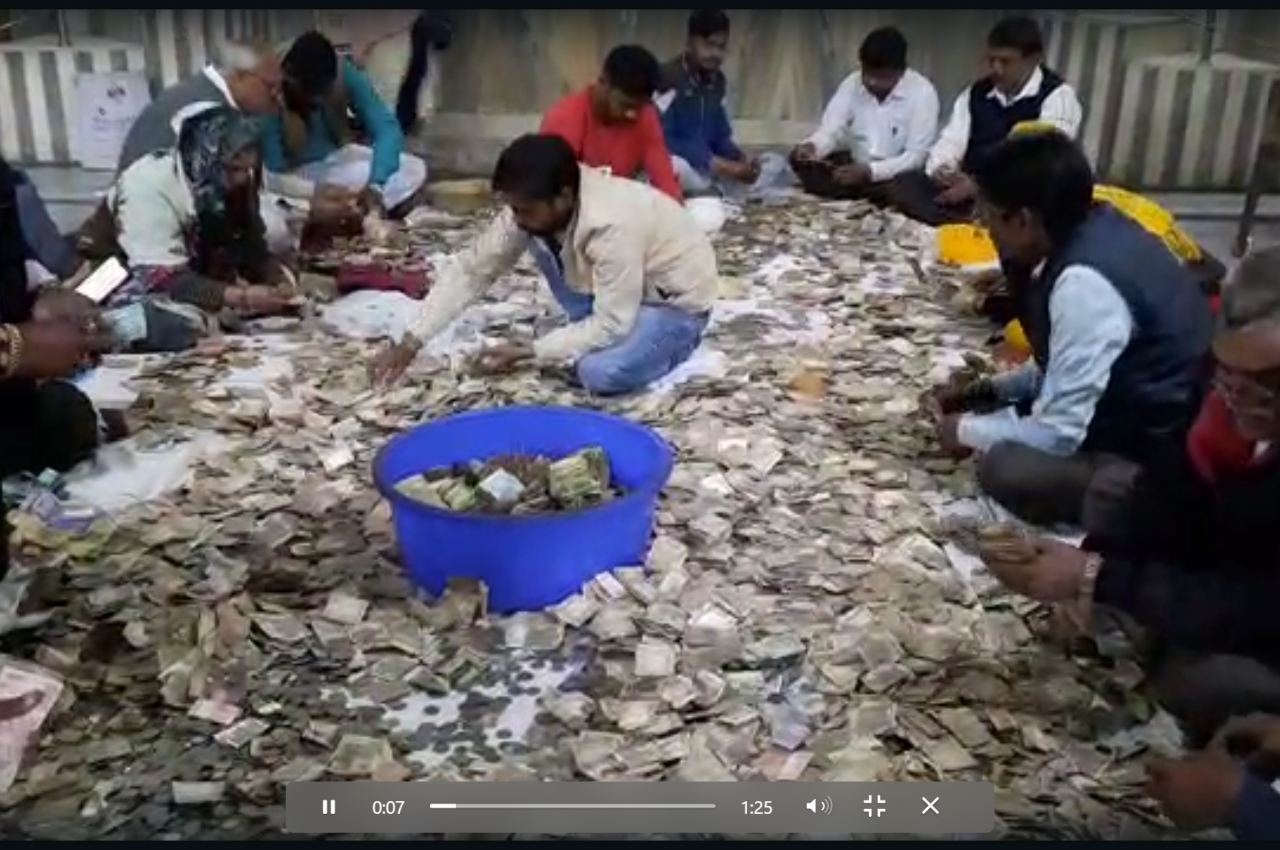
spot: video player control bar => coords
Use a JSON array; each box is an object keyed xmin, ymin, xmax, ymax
[{"xmin": 286, "ymin": 781, "xmax": 993, "ymax": 834}]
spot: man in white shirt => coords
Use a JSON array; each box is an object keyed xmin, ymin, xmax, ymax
[
  {"xmin": 789, "ymin": 27, "xmax": 939, "ymax": 214},
  {"xmin": 896, "ymin": 16, "xmax": 1083, "ymax": 226}
]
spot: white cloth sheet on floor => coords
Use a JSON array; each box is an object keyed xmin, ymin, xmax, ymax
[
  {"xmin": 64, "ymin": 337, "xmax": 301, "ymax": 514},
  {"xmin": 63, "ymin": 432, "xmax": 232, "ymax": 514}
]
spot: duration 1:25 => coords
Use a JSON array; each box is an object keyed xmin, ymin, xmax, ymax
[
  {"xmin": 742, "ymin": 801, "xmax": 773, "ymax": 815},
  {"xmin": 372, "ymin": 801, "xmax": 406, "ymax": 815}
]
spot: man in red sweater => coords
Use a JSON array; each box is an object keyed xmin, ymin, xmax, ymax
[
  {"xmin": 977, "ymin": 246, "xmax": 1280, "ymax": 745},
  {"xmin": 540, "ymin": 45, "xmax": 683, "ymax": 203}
]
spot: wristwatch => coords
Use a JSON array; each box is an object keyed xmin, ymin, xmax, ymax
[
  {"xmin": 1049, "ymin": 551, "xmax": 1104, "ymax": 644},
  {"xmin": 1078, "ymin": 551, "xmax": 1103, "ymax": 604},
  {"xmin": 0, "ymin": 324, "xmax": 23, "ymax": 377}
]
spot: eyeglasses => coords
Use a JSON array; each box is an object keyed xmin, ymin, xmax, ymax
[{"xmin": 1213, "ymin": 362, "xmax": 1280, "ymax": 417}]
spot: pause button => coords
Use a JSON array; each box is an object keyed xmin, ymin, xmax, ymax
[{"xmin": 322, "ymin": 799, "xmax": 337, "ymax": 815}]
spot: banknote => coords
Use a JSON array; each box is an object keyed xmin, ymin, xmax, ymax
[{"xmin": 0, "ymin": 657, "xmax": 63, "ymax": 793}]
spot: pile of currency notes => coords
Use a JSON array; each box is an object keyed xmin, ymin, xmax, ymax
[{"xmin": 394, "ymin": 447, "xmax": 621, "ymax": 514}]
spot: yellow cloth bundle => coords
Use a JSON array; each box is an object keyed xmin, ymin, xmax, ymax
[
  {"xmin": 1091, "ymin": 184, "xmax": 1202, "ymax": 263},
  {"xmin": 1008, "ymin": 120, "xmax": 1057, "ymax": 137},
  {"xmin": 1003, "ymin": 319, "xmax": 1029, "ymax": 352},
  {"xmin": 937, "ymin": 119, "xmax": 1202, "ymax": 267},
  {"xmin": 937, "ymin": 187, "xmax": 1203, "ymax": 268},
  {"xmin": 937, "ymin": 119, "xmax": 1205, "ymax": 356},
  {"xmin": 937, "ymin": 224, "xmax": 1000, "ymax": 268}
]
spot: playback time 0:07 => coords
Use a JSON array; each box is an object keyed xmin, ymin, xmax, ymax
[{"xmin": 371, "ymin": 801, "xmax": 406, "ymax": 815}]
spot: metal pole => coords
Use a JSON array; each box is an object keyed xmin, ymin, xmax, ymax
[
  {"xmin": 1235, "ymin": 76, "xmax": 1280, "ymax": 256},
  {"xmin": 1199, "ymin": 10, "xmax": 1216, "ymax": 63},
  {"xmin": 55, "ymin": 9, "xmax": 70, "ymax": 48}
]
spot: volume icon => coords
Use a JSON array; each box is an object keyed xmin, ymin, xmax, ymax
[{"xmin": 806, "ymin": 797, "xmax": 833, "ymax": 815}]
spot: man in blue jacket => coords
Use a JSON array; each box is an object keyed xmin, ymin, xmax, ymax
[
  {"xmin": 657, "ymin": 10, "xmax": 781, "ymax": 198},
  {"xmin": 258, "ymin": 31, "xmax": 428, "ymax": 222}
]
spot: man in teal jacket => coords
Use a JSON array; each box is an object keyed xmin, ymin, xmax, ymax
[{"xmin": 257, "ymin": 31, "xmax": 428, "ymax": 218}]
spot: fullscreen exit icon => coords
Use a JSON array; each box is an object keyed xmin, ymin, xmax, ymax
[{"xmin": 863, "ymin": 795, "xmax": 886, "ymax": 818}]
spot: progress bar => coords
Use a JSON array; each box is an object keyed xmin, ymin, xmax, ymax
[
  {"xmin": 430, "ymin": 803, "xmax": 717, "ymax": 810},
  {"xmin": 286, "ymin": 781, "xmax": 997, "ymax": 833}
]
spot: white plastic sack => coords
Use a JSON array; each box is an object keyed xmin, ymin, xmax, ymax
[{"xmin": 686, "ymin": 197, "xmax": 727, "ymax": 236}]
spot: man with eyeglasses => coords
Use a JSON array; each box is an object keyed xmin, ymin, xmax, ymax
[
  {"xmin": 113, "ymin": 39, "xmax": 359, "ymax": 251},
  {"xmin": 975, "ymin": 247, "xmax": 1280, "ymax": 823},
  {"xmin": 117, "ymin": 41, "xmax": 285, "ymax": 173},
  {"xmin": 924, "ymin": 129, "xmax": 1211, "ymax": 531}
]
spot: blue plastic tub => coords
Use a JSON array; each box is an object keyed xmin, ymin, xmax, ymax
[{"xmin": 372, "ymin": 405, "xmax": 675, "ymax": 613}]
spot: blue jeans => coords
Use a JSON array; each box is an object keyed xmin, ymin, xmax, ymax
[
  {"xmin": 529, "ymin": 240, "xmax": 708, "ymax": 396},
  {"xmin": 670, "ymin": 152, "xmax": 791, "ymax": 201}
]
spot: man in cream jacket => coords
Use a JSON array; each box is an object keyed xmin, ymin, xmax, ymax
[{"xmin": 371, "ymin": 133, "xmax": 717, "ymax": 396}]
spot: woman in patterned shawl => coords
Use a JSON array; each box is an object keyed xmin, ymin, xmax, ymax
[{"xmin": 83, "ymin": 102, "xmax": 296, "ymax": 351}]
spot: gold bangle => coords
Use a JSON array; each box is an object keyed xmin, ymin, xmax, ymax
[
  {"xmin": 9, "ymin": 325, "xmax": 24, "ymax": 377},
  {"xmin": 2, "ymin": 324, "xmax": 23, "ymax": 378}
]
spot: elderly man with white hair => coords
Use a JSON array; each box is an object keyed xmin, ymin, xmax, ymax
[
  {"xmin": 117, "ymin": 42, "xmax": 284, "ymax": 172},
  {"xmin": 114, "ymin": 39, "xmax": 360, "ymax": 252}
]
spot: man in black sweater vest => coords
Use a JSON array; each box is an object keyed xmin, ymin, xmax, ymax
[
  {"xmin": 889, "ymin": 16, "xmax": 1083, "ymax": 227},
  {"xmin": 929, "ymin": 131, "xmax": 1211, "ymax": 531}
]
